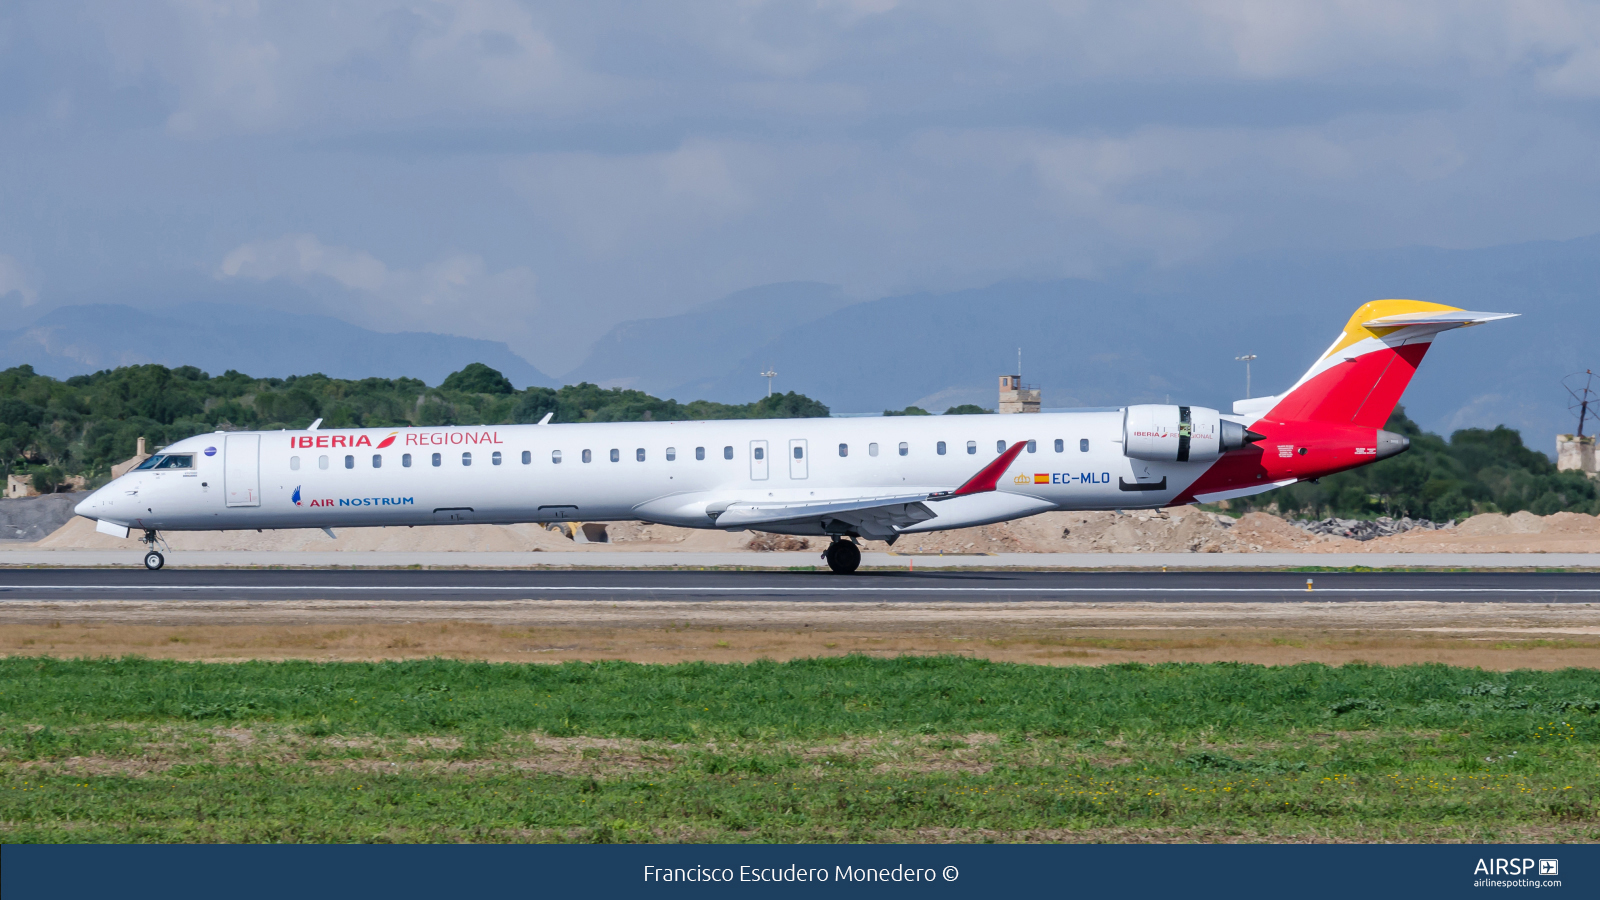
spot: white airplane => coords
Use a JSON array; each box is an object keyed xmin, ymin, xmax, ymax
[{"xmin": 75, "ymin": 300, "xmax": 1513, "ymax": 573}]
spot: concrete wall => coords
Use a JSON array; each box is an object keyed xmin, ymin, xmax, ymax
[{"xmin": 1558, "ymin": 434, "xmax": 1598, "ymax": 477}]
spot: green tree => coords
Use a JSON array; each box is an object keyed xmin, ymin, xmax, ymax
[
  {"xmin": 440, "ymin": 363, "xmax": 515, "ymax": 395},
  {"xmin": 1224, "ymin": 407, "xmax": 1600, "ymax": 520}
]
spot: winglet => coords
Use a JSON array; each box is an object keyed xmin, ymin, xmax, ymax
[
  {"xmin": 1360, "ymin": 310, "xmax": 1517, "ymax": 328},
  {"xmin": 932, "ymin": 439, "xmax": 1031, "ymax": 500}
]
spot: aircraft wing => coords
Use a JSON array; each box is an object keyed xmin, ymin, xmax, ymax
[
  {"xmin": 709, "ymin": 439, "xmax": 1037, "ymax": 539},
  {"xmin": 714, "ymin": 494, "xmax": 937, "ymax": 532}
]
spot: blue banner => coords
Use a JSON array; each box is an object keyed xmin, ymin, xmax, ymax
[{"xmin": 4, "ymin": 844, "xmax": 1594, "ymax": 900}]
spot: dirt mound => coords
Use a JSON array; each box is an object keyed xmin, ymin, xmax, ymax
[
  {"xmin": 1358, "ymin": 510, "xmax": 1600, "ymax": 553},
  {"xmin": 878, "ymin": 508, "xmax": 1358, "ymax": 555},
  {"xmin": 747, "ymin": 533, "xmax": 812, "ymax": 551},
  {"xmin": 24, "ymin": 517, "xmax": 757, "ymax": 554},
  {"xmin": 0, "ymin": 494, "xmax": 82, "ymax": 541},
  {"xmin": 13, "ymin": 508, "xmax": 1600, "ymax": 556},
  {"xmin": 1452, "ymin": 511, "xmax": 1550, "ymax": 536}
]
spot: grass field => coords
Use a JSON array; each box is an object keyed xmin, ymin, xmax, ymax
[{"xmin": 2, "ymin": 655, "xmax": 1598, "ymax": 842}]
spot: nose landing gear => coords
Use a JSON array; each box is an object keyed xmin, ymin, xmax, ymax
[
  {"xmin": 140, "ymin": 529, "xmax": 166, "ymax": 571},
  {"xmin": 822, "ymin": 537, "xmax": 861, "ymax": 575}
]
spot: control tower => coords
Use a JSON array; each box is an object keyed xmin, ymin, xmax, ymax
[{"xmin": 998, "ymin": 375, "xmax": 1040, "ymax": 414}]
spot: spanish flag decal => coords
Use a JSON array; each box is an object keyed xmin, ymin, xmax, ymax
[{"xmin": 1034, "ymin": 474, "xmax": 1050, "ymax": 484}]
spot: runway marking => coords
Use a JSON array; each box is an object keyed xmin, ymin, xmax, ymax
[{"xmin": 3, "ymin": 586, "xmax": 1600, "ymax": 595}]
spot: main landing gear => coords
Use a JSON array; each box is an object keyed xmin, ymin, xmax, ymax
[
  {"xmin": 140, "ymin": 529, "xmax": 165, "ymax": 571},
  {"xmin": 822, "ymin": 538, "xmax": 861, "ymax": 575}
]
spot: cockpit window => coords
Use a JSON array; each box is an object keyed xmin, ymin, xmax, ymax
[
  {"xmin": 153, "ymin": 455, "xmax": 193, "ymax": 469},
  {"xmin": 134, "ymin": 455, "xmax": 163, "ymax": 470}
]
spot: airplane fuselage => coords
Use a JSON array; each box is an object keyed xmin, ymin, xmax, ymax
[
  {"xmin": 78, "ymin": 410, "xmax": 1229, "ymax": 537},
  {"xmin": 74, "ymin": 299, "xmax": 1517, "ymax": 559}
]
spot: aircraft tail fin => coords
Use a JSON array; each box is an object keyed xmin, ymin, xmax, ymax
[{"xmin": 1240, "ymin": 300, "xmax": 1516, "ymax": 428}]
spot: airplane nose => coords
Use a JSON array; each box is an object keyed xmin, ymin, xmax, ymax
[{"xmin": 75, "ymin": 488, "xmax": 104, "ymax": 519}]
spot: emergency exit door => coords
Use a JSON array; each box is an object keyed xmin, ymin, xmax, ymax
[
  {"xmin": 788, "ymin": 439, "xmax": 808, "ymax": 479},
  {"xmin": 749, "ymin": 440, "xmax": 769, "ymax": 480},
  {"xmin": 224, "ymin": 433, "xmax": 260, "ymax": 507}
]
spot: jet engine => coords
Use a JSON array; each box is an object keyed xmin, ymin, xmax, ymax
[{"xmin": 1122, "ymin": 404, "xmax": 1259, "ymax": 463}]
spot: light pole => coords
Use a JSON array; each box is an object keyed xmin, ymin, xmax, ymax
[
  {"xmin": 1235, "ymin": 354, "xmax": 1257, "ymax": 399},
  {"xmin": 760, "ymin": 368, "xmax": 776, "ymax": 398}
]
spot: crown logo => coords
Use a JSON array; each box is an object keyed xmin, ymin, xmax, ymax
[{"xmin": 1012, "ymin": 472, "xmax": 1031, "ymax": 484}]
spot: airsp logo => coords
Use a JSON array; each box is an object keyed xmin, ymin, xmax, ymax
[{"xmin": 1473, "ymin": 858, "xmax": 1549, "ymax": 876}]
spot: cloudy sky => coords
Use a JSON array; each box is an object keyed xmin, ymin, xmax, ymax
[{"xmin": 5, "ymin": 2, "xmax": 1600, "ymax": 373}]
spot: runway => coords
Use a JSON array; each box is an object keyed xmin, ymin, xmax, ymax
[
  {"xmin": 2, "ymin": 568, "xmax": 1598, "ymax": 603},
  {"xmin": 4, "ymin": 549, "xmax": 1600, "ymax": 569}
]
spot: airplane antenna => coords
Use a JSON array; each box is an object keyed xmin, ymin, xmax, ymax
[
  {"xmin": 1566, "ymin": 369, "xmax": 1599, "ymax": 438},
  {"xmin": 760, "ymin": 367, "xmax": 777, "ymax": 398},
  {"xmin": 1235, "ymin": 354, "xmax": 1257, "ymax": 399}
]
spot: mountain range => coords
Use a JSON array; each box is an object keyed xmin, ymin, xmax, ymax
[
  {"xmin": 0, "ymin": 301, "xmax": 558, "ymax": 389},
  {"xmin": 558, "ymin": 235, "xmax": 1599, "ymax": 451},
  {"xmin": 6, "ymin": 234, "xmax": 1596, "ymax": 452}
]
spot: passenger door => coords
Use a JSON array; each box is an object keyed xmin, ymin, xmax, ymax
[
  {"xmin": 224, "ymin": 434, "xmax": 260, "ymax": 507},
  {"xmin": 788, "ymin": 438, "xmax": 808, "ymax": 480},
  {"xmin": 749, "ymin": 440, "xmax": 769, "ymax": 481}
]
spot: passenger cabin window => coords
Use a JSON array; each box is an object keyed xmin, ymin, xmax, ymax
[
  {"xmin": 344, "ymin": 455, "xmax": 354, "ymax": 469},
  {"xmin": 1080, "ymin": 439, "xmax": 1089, "ymax": 452},
  {"xmin": 966, "ymin": 441, "xmax": 977, "ymax": 455},
  {"xmin": 666, "ymin": 447, "xmax": 676, "ymax": 461},
  {"xmin": 372, "ymin": 454, "xmax": 382, "ymax": 468},
  {"xmin": 868, "ymin": 443, "xmax": 879, "ymax": 457},
  {"xmin": 319, "ymin": 455, "xmax": 330, "ymax": 470},
  {"xmin": 996, "ymin": 440, "xmax": 1006, "ymax": 453},
  {"xmin": 636, "ymin": 448, "xmax": 645, "ymax": 462},
  {"xmin": 1054, "ymin": 439, "xmax": 1064, "ymax": 453},
  {"xmin": 462, "ymin": 452, "xmax": 472, "ymax": 466},
  {"xmin": 838, "ymin": 443, "xmax": 848, "ymax": 457},
  {"xmin": 582, "ymin": 450, "xmax": 592, "ymax": 463},
  {"xmin": 492, "ymin": 451, "xmax": 502, "ymax": 466},
  {"xmin": 1027, "ymin": 440, "xmax": 1036, "ymax": 453},
  {"xmin": 522, "ymin": 451, "xmax": 532, "ymax": 464},
  {"xmin": 551, "ymin": 450, "xmax": 561, "ymax": 464},
  {"xmin": 723, "ymin": 446, "xmax": 733, "ymax": 459},
  {"xmin": 403, "ymin": 454, "xmax": 412, "ymax": 467},
  {"xmin": 610, "ymin": 449, "xmax": 620, "ymax": 463},
  {"xmin": 431, "ymin": 453, "xmax": 441, "ymax": 467},
  {"xmin": 290, "ymin": 456, "xmax": 300, "ymax": 471},
  {"xmin": 898, "ymin": 442, "xmax": 908, "ymax": 456},
  {"xmin": 937, "ymin": 441, "xmax": 946, "ymax": 455},
  {"xmin": 695, "ymin": 447, "xmax": 705, "ymax": 460}
]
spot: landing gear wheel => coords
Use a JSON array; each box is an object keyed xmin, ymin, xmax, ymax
[
  {"xmin": 143, "ymin": 551, "xmax": 164, "ymax": 571},
  {"xmin": 823, "ymin": 539, "xmax": 861, "ymax": 575}
]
